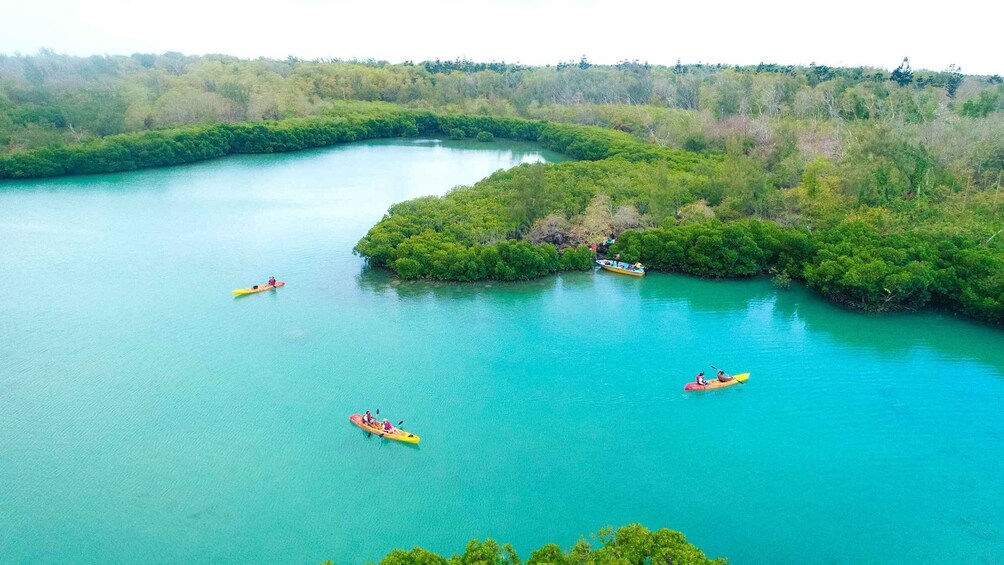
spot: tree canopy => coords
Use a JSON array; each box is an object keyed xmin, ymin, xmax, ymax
[{"xmin": 353, "ymin": 524, "xmax": 726, "ymax": 565}]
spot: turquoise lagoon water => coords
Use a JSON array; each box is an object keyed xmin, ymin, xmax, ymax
[{"xmin": 1, "ymin": 139, "xmax": 1002, "ymax": 565}]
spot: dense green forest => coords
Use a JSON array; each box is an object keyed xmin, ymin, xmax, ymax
[
  {"xmin": 1, "ymin": 51, "xmax": 1001, "ymax": 323},
  {"xmin": 2, "ymin": 51, "xmax": 1002, "ymax": 184},
  {"xmin": 2, "ymin": 51, "xmax": 1002, "ymax": 189},
  {"xmin": 331, "ymin": 524, "xmax": 725, "ymax": 565},
  {"xmin": 353, "ymin": 115, "xmax": 1002, "ymax": 324}
]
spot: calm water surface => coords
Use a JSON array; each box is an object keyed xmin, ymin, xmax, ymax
[{"xmin": 1, "ymin": 139, "xmax": 1002, "ymax": 565}]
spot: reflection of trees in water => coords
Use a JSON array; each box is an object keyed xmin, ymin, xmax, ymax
[
  {"xmin": 381, "ymin": 138, "xmax": 568, "ymax": 165},
  {"xmin": 771, "ymin": 280, "xmax": 1004, "ymax": 374},
  {"xmin": 644, "ymin": 272, "xmax": 1003, "ymax": 373},
  {"xmin": 637, "ymin": 273, "xmax": 776, "ymax": 314},
  {"xmin": 355, "ymin": 266, "xmax": 587, "ymax": 302},
  {"xmin": 357, "ymin": 267, "xmax": 1004, "ymax": 375}
]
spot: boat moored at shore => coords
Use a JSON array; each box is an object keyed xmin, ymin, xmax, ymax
[{"xmin": 596, "ymin": 259, "xmax": 646, "ymax": 277}]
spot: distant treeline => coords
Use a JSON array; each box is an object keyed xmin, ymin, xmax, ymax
[
  {"xmin": 2, "ymin": 51, "xmax": 1002, "ymax": 189},
  {"xmin": 0, "ymin": 104, "xmax": 699, "ymax": 178},
  {"xmin": 3, "ymin": 53, "xmax": 995, "ymax": 136},
  {"xmin": 0, "ymin": 104, "xmax": 510, "ymax": 177}
]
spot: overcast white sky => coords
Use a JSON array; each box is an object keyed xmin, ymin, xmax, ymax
[{"xmin": 1, "ymin": 0, "xmax": 1001, "ymax": 74}]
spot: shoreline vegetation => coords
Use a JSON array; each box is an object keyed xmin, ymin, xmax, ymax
[
  {"xmin": 0, "ymin": 103, "xmax": 695, "ymax": 178},
  {"xmin": 335, "ymin": 524, "xmax": 726, "ymax": 565},
  {"xmin": 1, "ymin": 53, "xmax": 1001, "ymax": 325}
]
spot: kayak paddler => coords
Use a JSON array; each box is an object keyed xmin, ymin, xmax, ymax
[
  {"xmin": 716, "ymin": 370, "xmax": 733, "ymax": 383},
  {"xmin": 695, "ymin": 371, "xmax": 708, "ymax": 386},
  {"xmin": 268, "ymin": 276, "xmax": 276, "ymax": 286}
]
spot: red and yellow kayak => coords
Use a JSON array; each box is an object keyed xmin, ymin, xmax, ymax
[
  {"xmin": 232, "ymin": 281, "xmax": 285, "ymax": 295},
  {"xmin": 684, "ymin": 372, "xmax": 750, "ymax": 391},
  {"xmin": 349, "ymin": 414, "xmax": 420, "ymax": 444}
]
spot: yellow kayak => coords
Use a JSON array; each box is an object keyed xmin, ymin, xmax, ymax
[
  {"xmin": 232, "ymin": 281, "xmax": 284, "ymax": 295},
  {"xmin": 596, "ymin": 259, "xmax": 645, "ymax": 277},
  {"xmin": 684, "ymin": 372, "xmax": 750, "ymax": 391},
  {"xmin": 350, "ymin": 414, "xmax": 420, "ymax": 444}
]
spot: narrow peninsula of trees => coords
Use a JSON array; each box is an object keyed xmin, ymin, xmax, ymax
[{"xmin": 347, "ymin": 107, "xmax": 1001, "ymax": 325}]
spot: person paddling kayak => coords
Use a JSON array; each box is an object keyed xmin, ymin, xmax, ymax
[
  {"xmin": 268, "ymin": 276, "xmax": 276, "ymax": 286},
  {"xmin": 695, "ymin": 371, "xmax": 708, "ymax": 386},
  {"xmin": 716, "ymin": 370, "xmax": 733, "ymax": 383},
  {"xmin": 382, "ymin": 419, "xmax": 393, "ymax": 432}
]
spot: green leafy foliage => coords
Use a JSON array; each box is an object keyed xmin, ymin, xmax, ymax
[
  {"xmin": 609, "ymin": 220, "xmax": 809, "ymax": 279},
  {"xmin": 961, "ymin": 90, "xmax": 1001, "ymax": 118},
  {"xmin": 0, "ymin": 107, "xmax": 550, "ymax": 179},
  {"xmin": 368, "ymin": 524, "xmax": 725, "ymax": 565},
  {"xmin": 353, "ymin": 126, "xmax": 722, "ymax": 283},
  {"xmin": 559, "ymin": 246, "xmax": 596, "ymax": 270}
]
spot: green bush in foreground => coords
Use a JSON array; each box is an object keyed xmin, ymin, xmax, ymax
[{"xmin": 346, "ymin": 524, "xmax": 726, "ymax": 565}]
